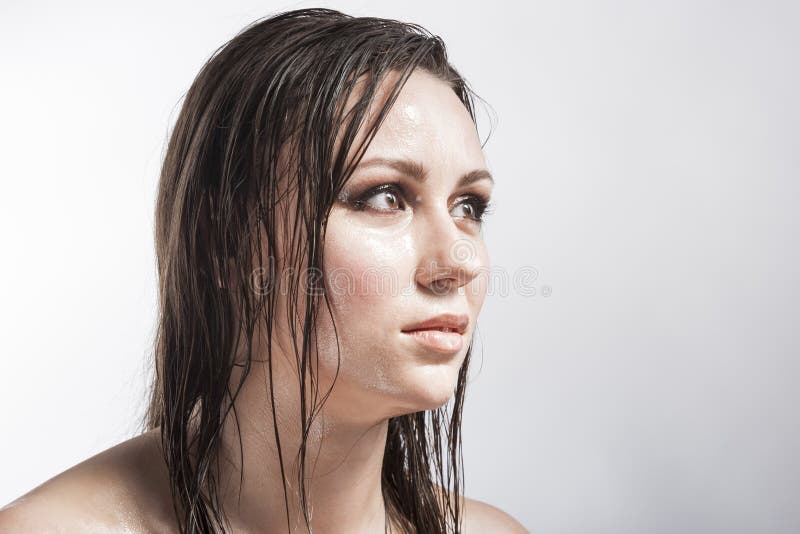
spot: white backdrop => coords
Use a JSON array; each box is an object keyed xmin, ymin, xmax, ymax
[{"xmin": 2, "ymin": 1, "xmax": 799, "ymax": 533}]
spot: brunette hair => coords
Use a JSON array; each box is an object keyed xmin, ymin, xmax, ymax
[{"xmin": 141, "ymin": 7, "xmax": 484, "ymax": 533}]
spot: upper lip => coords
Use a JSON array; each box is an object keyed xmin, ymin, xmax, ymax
[{"xmin": 401, "ymin": 313, "xmax": 469, "ymax": 335}]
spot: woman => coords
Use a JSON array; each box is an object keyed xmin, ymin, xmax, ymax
[{"xmin": 0, "ymin": 8, "xmax": 527, "ymax": 533}]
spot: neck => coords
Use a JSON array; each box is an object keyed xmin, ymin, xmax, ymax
[{"xmin": 213, "ymin": 353, "xmax": 390, "ymax": 534}]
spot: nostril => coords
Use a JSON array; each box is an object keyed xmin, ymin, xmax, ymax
[{"xmin": 430, "ymin": 279, "xmax": 454, "ymax": 294}]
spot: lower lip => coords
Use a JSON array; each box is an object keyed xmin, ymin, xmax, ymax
[{"xmin": 402, "ymin": 329, "xmax": 464, "ymax": 354}]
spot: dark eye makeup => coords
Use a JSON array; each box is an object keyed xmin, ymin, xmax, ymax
[{"xmin": 342, "ymin": 181, "xmax": 494, "ymax": 223}]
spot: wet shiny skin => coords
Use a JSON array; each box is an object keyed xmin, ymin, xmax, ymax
[{"xmin": 305, "ymin": 68, "xmax": 493, "ymax": 421}]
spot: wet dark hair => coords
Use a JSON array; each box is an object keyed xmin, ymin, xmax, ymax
[{"xmin": 141, "ymin": 7, "xmax": 484, "ymax": 533}]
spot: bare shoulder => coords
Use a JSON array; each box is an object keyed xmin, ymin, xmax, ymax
[
  {"xmin": 0, "ymin": 429, "xmax": 177, "ymax": 533},
  {"xmin": 434, "ymin": 484, "xmax": 529, "ymax": 533},
  {"xmin": 461, "ymin": 496, "xmax": 530, "ymax": 534}
]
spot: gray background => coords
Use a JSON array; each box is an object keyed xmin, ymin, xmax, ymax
[{"xmin": 1, "ymin": 1, "xmax": 798, "ymax": 533}]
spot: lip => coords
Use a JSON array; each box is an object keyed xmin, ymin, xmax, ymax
[
  {"xmin": 401, "ymin": 313, "xmax": 469, "ymax": 335},
  {"xmin": 401, "ymin": 313, "xmax": 468, "ymax": 355},
  {"xmin": 402, "ymin": 329, "xmax": 464, "ymax": 354}
]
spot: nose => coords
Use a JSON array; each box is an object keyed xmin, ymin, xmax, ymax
[{"xmin": 414, "ymin": 208, "xmax": 483, "ymax": 294}]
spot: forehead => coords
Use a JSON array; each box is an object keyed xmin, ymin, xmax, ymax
[{"xmin": 351, "ymin": 69, "xmax": 486, "ymax": 172}]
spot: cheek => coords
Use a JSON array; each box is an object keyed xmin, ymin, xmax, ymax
[
  {"xmin": 323, "ymin": 222, "xmax": 412, "ymax": 312},
  {"xmin": 309, "ymin": 220, "xmax": 414, "ymax": 395},
  {"xmin": 315, "ymin": 218, "xmax": 411, "ymax": 350}
]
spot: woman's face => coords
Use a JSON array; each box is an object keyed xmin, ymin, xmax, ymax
[{"xmin": 275, "ymin": 69, "xmax": 493, "ymax": 422}]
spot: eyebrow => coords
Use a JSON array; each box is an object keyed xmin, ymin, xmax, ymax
[{"xmin": 354, "ymin": 157, "xmax": 494, "ymax": 187}]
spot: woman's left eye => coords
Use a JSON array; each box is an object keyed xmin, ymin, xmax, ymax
[{"xmin": 451, "ymin": 195, "xmax": 493, "ymax": 223}]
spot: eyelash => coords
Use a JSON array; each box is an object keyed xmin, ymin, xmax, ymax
[{"xmin": 349, "ymin": 183, "xmax": 494, "ymax": 223}]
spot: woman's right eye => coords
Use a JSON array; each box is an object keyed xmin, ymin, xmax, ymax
[{"xmin": 352, "ymin": 184, "xmax": 407, "ymax": 213}]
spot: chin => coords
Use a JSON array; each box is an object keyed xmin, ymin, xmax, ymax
[{"xmin": 395, "ymin": 365, "xmax": 463, "ymax": 413}]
